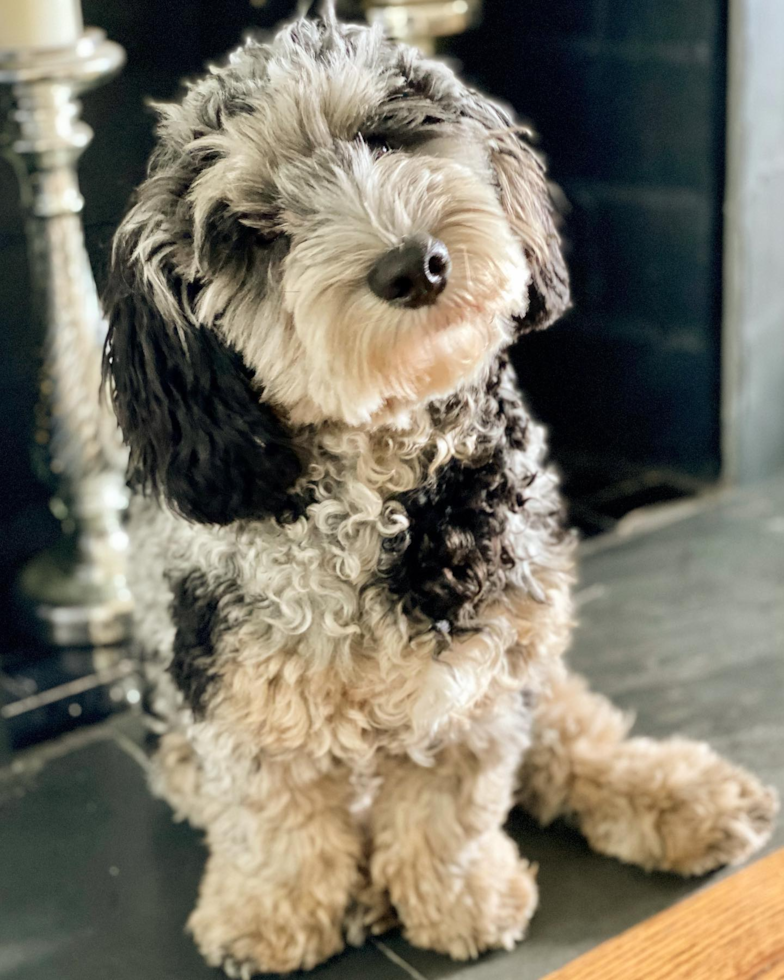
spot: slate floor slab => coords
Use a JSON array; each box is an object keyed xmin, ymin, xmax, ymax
[{"xmin": 1, "ymin": 475, "xmax": 782, "ymax": 980}]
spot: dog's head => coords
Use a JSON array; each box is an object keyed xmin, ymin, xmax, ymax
[{"xmin": 103, "ymin": 10, "xmax": 570, "ymax": 525}]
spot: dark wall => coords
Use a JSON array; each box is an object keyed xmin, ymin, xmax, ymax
[
  {"xmin": 0, "ymin": 0, "xmax": 727, "ymax": 580},
  {"xmin": 450, "ymin": 0, "xmax": 727, "ymax": 479}
]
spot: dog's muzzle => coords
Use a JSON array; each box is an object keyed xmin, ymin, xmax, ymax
[{"xmin": 368, "ymin": 235, "xmax": 451, "ymax": 309}]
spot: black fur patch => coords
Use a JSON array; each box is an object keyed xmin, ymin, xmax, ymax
[
  {"xmin": 384, "ymin": 362, "xmax": 539, "ymax": 634},
  {"xmin": 169, "ymin": 572, "xmax": 239, "ymax": 716},
  {"xmin": 103, "ymin": 260, "xmax": 303, "ymax": 526},
  {"xmin": 384, "ymin": 451, "xmax": 517, "ymax": 631}
]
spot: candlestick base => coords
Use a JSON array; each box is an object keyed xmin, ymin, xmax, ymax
[
  {"xmin": 17, "ymin": 541, "xmax": 133, "ymax": 648},
  {"xmin": 15, "ymin": 471, "xmax": 133, "ymax": 647}
]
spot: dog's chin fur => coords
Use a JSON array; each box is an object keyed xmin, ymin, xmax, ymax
[
  {"xmin": 287, "ymin": 310, "xmax": 515, "ymax": 428},
  {"xmin": 365, "ymin": 313, "xmax": 513, "ymax": 428},
  {"xmin": 103, "ymin": 12, "xmax": 778, "ymax": 979}
]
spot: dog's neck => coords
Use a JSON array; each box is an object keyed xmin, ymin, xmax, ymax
[{"xmin": 288, "ymin": 353, "xmax": 519, "ymax": 500}]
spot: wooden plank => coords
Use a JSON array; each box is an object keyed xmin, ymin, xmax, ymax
[{"xmin": 542, "ymin": 849, "xmax": 784, "ymax": 980}]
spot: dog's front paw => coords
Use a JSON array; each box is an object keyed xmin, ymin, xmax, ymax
[
  {"xmin": 190, "ymin": 905, "xmax": 344, "ymax": 978},
  {"xmin": 385, "ymin": 830, "xmax": 538, "ymax": 960},
  {"xmin": 189, "ymin": 858, "xmax": 346, "ymax": 976},
  {"xmin": 576, "ymin": 738, "xmax": 779, "ymax": 876}
]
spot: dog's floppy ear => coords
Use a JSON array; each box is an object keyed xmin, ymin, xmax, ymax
[
  {"xmin": 102, "ymin": 208, "xmax": 302, "ymax": 527},
  {"xmin": 489, "ymin": 130, "xmax": 571, "ymax": 331},
  {"xmin": 464, "ymin": 95, "xmax": 571, "ymax": 332}
]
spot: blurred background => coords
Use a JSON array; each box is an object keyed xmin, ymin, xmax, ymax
[{"xmin": 0, "ymin": 0, "xmax": 782, "ymax": 751}]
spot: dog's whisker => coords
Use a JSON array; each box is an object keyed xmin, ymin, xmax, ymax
[{"xmin": 460, "ymin": 244, "xmax": 475, "ymax": 293}]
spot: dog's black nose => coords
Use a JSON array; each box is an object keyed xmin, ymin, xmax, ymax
[{"xmin": 368, "ymin": 236, "xmax": 451, "ymax": 309}]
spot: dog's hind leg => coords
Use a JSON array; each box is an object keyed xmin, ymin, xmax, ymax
[{"xmin": 517, "ymin": 671, "xmax": 778, "ymax": 875}]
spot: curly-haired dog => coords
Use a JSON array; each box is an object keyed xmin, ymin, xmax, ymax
[{"xmin": 103, "ymin": 9, "xmax": 778, "ymax": 977}]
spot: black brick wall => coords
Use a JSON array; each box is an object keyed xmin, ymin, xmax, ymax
[{"xmin": 450, "ymin": 0, "xmax": 727, "ymax": 479}]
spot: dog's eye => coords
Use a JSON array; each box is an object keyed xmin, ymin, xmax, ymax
[
  {"xmin": 239, "ymin": 213, "xmax": 281, "ymax": 247},
  {"xmin": 362, "ymin": 134, "xmax": 392, "ymax": 156}
]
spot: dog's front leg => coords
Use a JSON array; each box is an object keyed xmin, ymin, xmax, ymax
[
  {"xmin": 188, "ymin": 753, "xmax": 363, "ymax": 977},
  {"xmin": 370, "ymin": 699, "xmax": 538, "ymax": 960},
  {"xmin": 518, "ymin": 671, "xmax": 778, "ymax": 875}
]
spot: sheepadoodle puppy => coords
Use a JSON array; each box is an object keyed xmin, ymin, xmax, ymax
[{"xmin": 103, "ymin": 9, "xmax": 778, "ymax": 977}]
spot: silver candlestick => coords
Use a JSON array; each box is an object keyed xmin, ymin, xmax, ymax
[
  {"xmin": 362, "ymin": 0, "xmax": 481, "ymax": 54},
  {"xmin": 0, "ymin": 29, "xmax": 132, "ymax": 647}
]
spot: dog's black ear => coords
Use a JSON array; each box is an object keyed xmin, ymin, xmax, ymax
[
  {"xmin": 102, "ymin": 229, "xmax": 302, "ymax": 526},
  {"xmin": 463, "ymin": 96, "xmax": 571, "ymax": 332}
]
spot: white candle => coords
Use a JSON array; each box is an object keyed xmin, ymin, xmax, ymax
[{"xmin": 0, "ymin": 0, "xmax": 83, "ymax": 51}]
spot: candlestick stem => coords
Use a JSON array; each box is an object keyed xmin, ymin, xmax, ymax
[{"xmin": 1, "ymin": 31, "xmax": 131, "ymax": 646}]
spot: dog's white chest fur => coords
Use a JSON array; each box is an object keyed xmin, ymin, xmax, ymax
[{"xmin": 129, "ymin": 410, "xmax": 562, "ymax": 764}]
